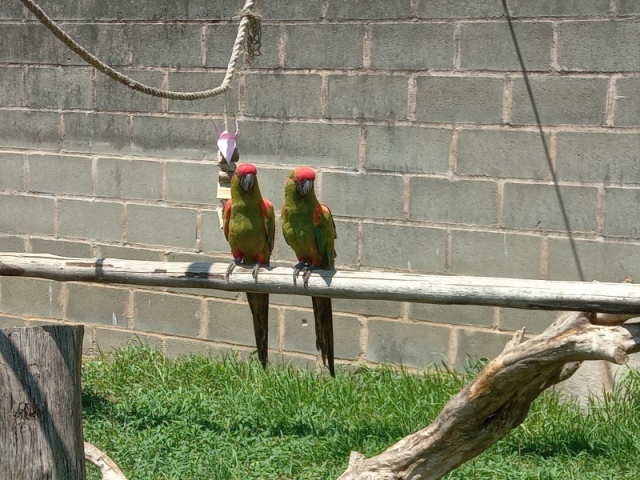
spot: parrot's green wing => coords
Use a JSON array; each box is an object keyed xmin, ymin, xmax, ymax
[
  {"xmin": 262, "ymin": 198, "xmax": 276, "ymax": 256},
  {"xmin": 313, "ymin": 203, "xmax": 337, "ymax": 269}
]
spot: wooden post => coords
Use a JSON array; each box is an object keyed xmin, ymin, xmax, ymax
[{"xmin": 0, "ymin": 325, "xmax": 86, "ymax": 480}]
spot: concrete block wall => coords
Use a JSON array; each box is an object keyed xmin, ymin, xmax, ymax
[{"xmin": 1, "ymin": 0, "xmax": 640, "ymax": 376}]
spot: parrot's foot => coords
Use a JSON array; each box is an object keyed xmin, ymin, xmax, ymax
[
  {"xmin": 226, "ymin": 259, "xmax": 242, "ymax": 282},
  {"xmin": 251, "ymin": 263, "xmax": 266, "ymax": 280},
  {"xmin": 293, "ymin": 262, "xmax": 314, "ymax": 287}
]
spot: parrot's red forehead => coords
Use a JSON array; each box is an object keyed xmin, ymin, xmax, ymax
[
  {"xmin": 237, "ymin": 163, "xmax": 257, "ymax": 176},
  {"xmin": 294, "ymin": 166, "xmax": 316, "ymax": 182}
]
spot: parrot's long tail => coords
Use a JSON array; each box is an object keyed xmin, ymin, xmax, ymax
[
  {"xmin": 312, "ymin": 296, "xmax": 335, "ymax": 377},
  {"xmin": 246, "ymin": 292, "xmax": 269, "ymax": 368}
]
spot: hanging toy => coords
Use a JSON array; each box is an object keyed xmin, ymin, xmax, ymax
[{"xmin": 213, "ymin": 119, "xmax": 240, "ymax": 229}]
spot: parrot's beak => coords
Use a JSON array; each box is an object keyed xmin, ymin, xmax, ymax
[
  {"xmin": 297, "ymin": 179, "xmax": 313, "ymax": 197},
  {"xmin": 240, "ymin": 173, "xmax": 255, "ymax": 192}
]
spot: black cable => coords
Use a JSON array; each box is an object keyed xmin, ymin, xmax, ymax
[{"xmin": 501, "ymin": 0, "xmax": 585, "ymax": 281}]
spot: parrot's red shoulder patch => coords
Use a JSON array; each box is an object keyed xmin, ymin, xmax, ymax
[
  {"xmin": 313, "ymin": 203, "xmax": 332, "ymax": 225},
  {"xmin": 261, "ymin": 198, "xmax": 274, "ymax": 215},
  {"xmin": 294, "ymin": 166, "xmax": 316, "ymax": 182}
]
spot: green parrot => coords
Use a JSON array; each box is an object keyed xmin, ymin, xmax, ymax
[
  {"xmin": 281, "ymin": 166, "xmax": 337, "ymax": 377},
  {"xmin": 223, "ymin": 163, "xmax": 275, "ymax": 368}
]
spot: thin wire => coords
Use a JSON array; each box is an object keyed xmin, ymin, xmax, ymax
[{"xmin": 501, "ymin": 0, "xmax": 585, "ymax": 281}]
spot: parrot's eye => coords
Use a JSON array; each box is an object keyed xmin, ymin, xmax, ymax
[
  {"xmin": 240, "ymin": 173, "xmax": 255, "ymax": 192},
  {"xmin": 297, "ymin": 179, "xmax": 313, "ymax": 197}
]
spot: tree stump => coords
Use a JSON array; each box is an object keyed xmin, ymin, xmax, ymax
[{"xmin": 0, "ymin": 325, "xmax": 86, "ymax": 480}]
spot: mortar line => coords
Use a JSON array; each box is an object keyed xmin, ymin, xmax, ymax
[
  {"xmin": 363, "ymin": 24, "xmax": 372, "ymax": 70},
  {"xmin": 540, "ymin": 235, "xmax": 549, "ymax": 280}
]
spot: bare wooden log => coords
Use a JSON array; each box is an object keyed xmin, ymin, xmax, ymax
[
  {"xmin": 0, "ymin": 325, "xmax": 86, "ymax": 479},
  {"xmin": 337, "ymin": 312, "xmax": 640, "ymax": 480},
  {"xmin": 84, "ymin": 442, "xmax": 128, "ymax": 480},
  {"xmin": 2, "ymin": 253, "xmax": 640, "ymax": 313}
]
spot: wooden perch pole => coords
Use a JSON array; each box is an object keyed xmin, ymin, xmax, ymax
[
  {"xmin": 2, "ymin": 253, "xmax": 640, "ymax": 313},
  {"xmin": 0, "ymin": 325, "xmax": 86, "ymax": 479},
  {"xmin": 338, "ymin": 312, "xmax": 640, "ymax": 479}
]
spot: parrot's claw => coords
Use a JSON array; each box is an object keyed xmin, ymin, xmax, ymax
[
  {"xmin": 302, "ymin": 267, "xmax": 314, "ymax": 287},
  {"xmin": 293, "ymin": 261, "xmax": 306, "ymax": 285},
  {"xmin": 226, "ymin": 259, "xmax": 241, "ymax": 282},
  {"xmin": 292, "ymin": 262, "xmax": 314, "ymax": 287},
  {"xmin": 251, "ymin": 263, "xmax": 263, "ymax": 280}
]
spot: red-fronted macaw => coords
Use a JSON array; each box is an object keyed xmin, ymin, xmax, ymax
[
  {"xmin": 223, "ymin": 163, "xmax": 275, "ymax": 368},
  {"xmin": 281, "ymin": 166, "xmax": 337, "ymax": 376}
]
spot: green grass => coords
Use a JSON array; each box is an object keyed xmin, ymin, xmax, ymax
[{"xmin": 82, "ymin": 344, "xmax": 640, "ymax": 479}]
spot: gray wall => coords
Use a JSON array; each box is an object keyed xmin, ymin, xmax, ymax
[{"xmin": 1, "ymin": 0, "xmax": 640, "ymax": 373}]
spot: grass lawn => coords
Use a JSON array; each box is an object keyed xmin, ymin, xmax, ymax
[{"xmin": 82, "ymin": 344, "xmax": 640, "ymax": 479}]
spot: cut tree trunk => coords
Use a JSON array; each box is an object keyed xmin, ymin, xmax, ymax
[
  {"xmin": 0, "ymin": 325, "xmax": 86, "ymax": 480},
  {"xmin": 338, "ymin": 312, "xmax": 640, "ymax": 480}
]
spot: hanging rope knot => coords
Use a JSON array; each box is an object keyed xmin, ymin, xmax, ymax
[{"xmin": 238, "ymin": 6, "xmax": 262, "ymax": 65}]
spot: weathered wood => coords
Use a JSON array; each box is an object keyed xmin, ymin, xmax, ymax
[
  {"xmin": 2, "ymin": 253, "xmax": 640, "ymax": 313},
  {"xmin": 84, "ymin": 442, "xmax": 128, "ymax": 480},
  {"xmin": 0, "ymin": 325, "xmax": 86, "ymax": 480},
  {"xmin": 337, "ymin": 312, "xmax": 640, "ymax": 479}
]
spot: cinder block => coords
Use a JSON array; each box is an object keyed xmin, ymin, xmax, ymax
[
  {"xmin": 619, "ymin": 0, "xmax": 640, "ymax": 14},
  {"xmin": 58, "ymin": 199, "xmax": 123, "ymax": 241},
  {"xmin": 0, "ymin": 316, "xmax": 28, "ymax": 329},
  {"xmin": 63, "ymin": 112, "xmax": 130, "ymax": 155},
  {"xmin": 0, "ymin": 236, "xmax": 25, "ymax": 252},
  {"xmin": 333, "ymin": 219, "xmax": 358, "ymax": 267},
  {"xmin": 96, "ymin": 69, "xmax": 164, "ymax": 112},
  {"xmin": 134, "ymin": 290, "xmax": 201, "ymax": 336},
  {"xmin": 132, "ymin": 116, "xmax": 206, "ymax": 159},
  {"xmin": 547, "ymin": 237, "xmax": 640, "ymax": 282},
  {"xmin": 415, "ymin": 76, "xmax": 504, "ymax": 124},
  {"xmin": 23, "ymin": 0, "xmax": 92, "ymax": 19},
  {"xmin": 201, "ymin": 210, "xmax": 232, "ymax": 253},
  {"xmin": 409, "ymin": 178, "xmax": 498, "ymax": 226},
  {"xmin": 91, "ymin": 0, "xmax": 190, "ymax": 20},
  {"xmin": 284, "ymin": 25, "xmax": 364, "ymax": 69},
  {"xmin": 410, "ymin": 304, "xmax": 495, "ymax": 327},
  {"xmin": 613, "ymin": 78, "xmax": 640, "ymax": 126},
  {"xmin": 328, "ymin": 0, "xmax": 411, "ymax": 19},
  {"xmin": 28, "ymin": 154, "xmax": 92, "ymax": 196},
  {"xmin": 499, "ymin": 308, "xmax": 556, "ymax": 335},
  {"xmin": 205, "ymin": 23, "xmax": 280, "ymax": 68},
  {"xmin": 0, "ymin": 110, "xmax": 60, "ymax": 151},
  {"xmin": 320, "ymin": 172, "xmax": 404, "ymax": 219},
  {"xmin": 245, "ymin": 167, "xmax": 292, "ymax": 215},
  {"xmin": 207, "ymin": 299, "xmax": 279, "ymax": 348},
  {"xmin": 26, "ymin": 67, "xmax": 92, "ymax": 109},
  {"xmin": 96, "ymin": 245, "xmax": 163, "ymax": 261},
  {"xmin": 0, "ymin": 67, "xmax": 24, "ymax": 107},
  {"xmin": 245, "ymin": 74, "xmax": 322, "ymax": 118},
  {"xmin": 450, "ymin": 230, "xmax": 541, "ymax": 278},
  {"xmin": 0, "ymin": 24, "xmax": 67, "ymax": 64},
  {"xmin": 66, "ymin": 283, "xmax": 129, "ymax": 327},
  {"xmin": 361, "ymin": 223, "xmax": 446, "ymax": 273},
  {"xmin": 556, "ymin": 132, "xmax": 640, "ymax": 184},
  {"xmin": 96, "ymin": 158, "xmax": 163, "ymax": 200},
  {"xmin": 603, "ymin": 188, "xmax": 640, "ymax": 238},
  {"xmin": 0, "ymin": 1, "xmax": 23, "ymax": 19},
  {"xmin": 455, "ymin": 329, "xmax": 512, "ymax": 370},
  {"xmin": 164, "ymin": 337, "xmax": 219, "ymax": 360},
  {"xmin": 30, "ymin": 239, "xmax": 92, "ymax": 258},
  {"xmin": 511, "ymin": 77, "xmax": 608, "ymax": 126},
  {"xmin": 261, "ymin": 0, "xmax": 323, "ymax": 19},
  {"xmin": 502, "ymin": 183, "xmax": 597, "ymax": 232},
  {"xmin": 327, "ymin": 75, "xmax": 407, "ymax": 121},
  {"xmin": 558, "ymin": 21, "xmax": 640, "ymax": 72},
  {"xmin": 283, "ymin": 309, "xmax": 361, "ymax": 360},
  {"xmin": 370, "ymin": 23, "xmax": 454, "ymax": 70},
  {"xmin": 457, "ymin": 130, "xmax": 550, "ymax": 180},
  {"xmin": 65, "ymin": 25, "xmax": 131, "ymax": 66},
  {"xmin": 127, "ymin": 204, "xmax": 197, "ymax": 248},
  {"xmin": 236, "ymin": 121, "xmax": 360, "ymax": 169},
  {"xmin": 365, "ymin": 125, "xmax": 451, "ymax": 174},
  {"xmin": 0, "ymin": 277, "xmax": 62, "ymax": 319},
  {"xmin": 460, "ymin": 22, "xmax": 552, "ymax": 71},
  {"xmin": 131, "ymin": 24, "xmax": 202, "ymax": 67},
  {"xmin": 166, "ymin": 161, "xmax": 218, "ymax": 205},
  {"xmin": 94, "ymin": 327, "xmax": 163, "ymax": 353},
  {"xmin": 509, "ymin": 0, "xmax": 610, "ymax": 16},
  {"xmin": 168, "ymin": 72, "xmax": 238, "ymax": 114},
  {"xmin": 0, "ymin": 194, "xmax": 55, "ymax": 235},
  {"xmin": 367, "ymin": 319, "xmax": 450, "ymax": 367},
  {"xmin": 332, "ymin": 298, "xmax": 403, "ymax": 318},
  {"xmin": 415, "ymin": 0, "xmax": 503, "ymax": 18},
  {"xmin": 0, "ymin": 152, "xmax": 25, "ymax": 191}
]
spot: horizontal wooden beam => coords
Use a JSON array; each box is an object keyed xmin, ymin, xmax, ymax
[{"xmin": 1, "ymin": 253, "xmax": 639, "ymax": 314}]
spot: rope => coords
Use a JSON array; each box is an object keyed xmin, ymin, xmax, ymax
[
  {"xmin": 501, "ymin": 0, "xmax": 585, "ymax": 282},
  {"xmin": 18, "ymin": 0, "xmax": 260, "ymax": 101}
]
